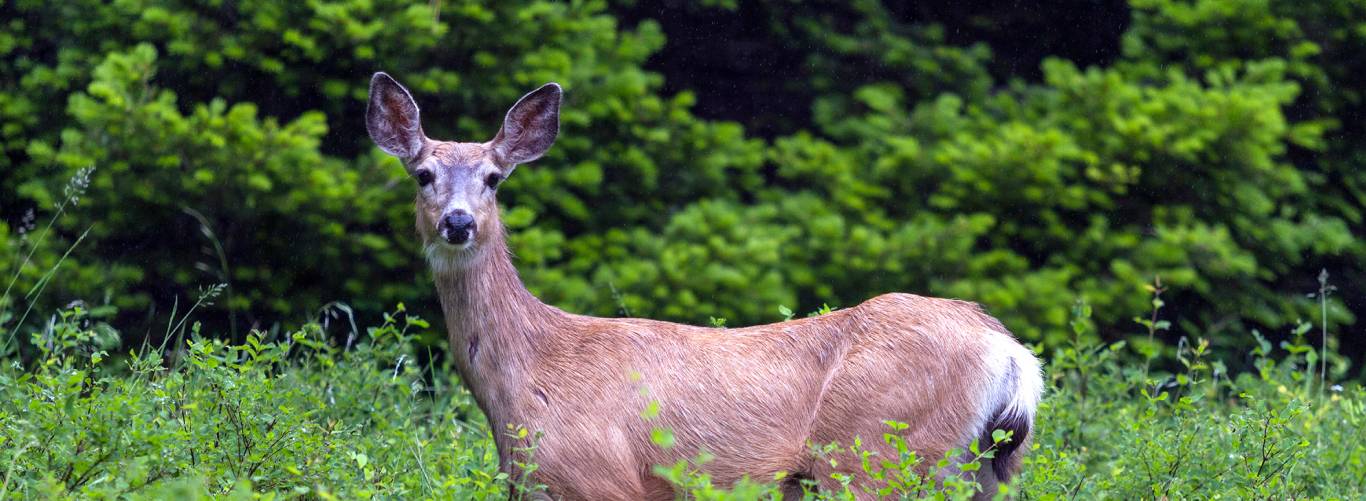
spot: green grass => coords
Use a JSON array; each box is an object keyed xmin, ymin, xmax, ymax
[{"xmin": 0, "ymin": 297, "xmax": 1362, "ymax": 500}]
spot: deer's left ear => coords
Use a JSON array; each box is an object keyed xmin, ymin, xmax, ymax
[{"xmin": 491, "ymin": 83, "xmax": 561, "ymax": 169}]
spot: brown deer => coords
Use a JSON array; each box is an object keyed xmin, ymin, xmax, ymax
[{"xmin": 365, "ymin": 72, "xmax": 1043, "ymax": 500}]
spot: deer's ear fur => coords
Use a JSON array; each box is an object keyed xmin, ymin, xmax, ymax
[
  {"xmin": 366, "ymin": 72, "xmax": 426, "ymax": 161},
  {"xmin": 491, "ymin": 83, "xmax": 561, "ymax": 168}
]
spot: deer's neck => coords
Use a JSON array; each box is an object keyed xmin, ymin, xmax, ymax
[{"xmin": 431, "ymin": 226, "xmax": 559, "ymax": 414}]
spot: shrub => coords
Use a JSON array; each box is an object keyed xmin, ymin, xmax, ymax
[
  {"xmin": 1, "ymin": 295, "xmax": 1362, "ymax": 499},
  {"xmin": 1, "ymin": 0, "xmax": 1362, "ymax": 381}
]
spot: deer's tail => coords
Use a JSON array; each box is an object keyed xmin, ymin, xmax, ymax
[{"xmin": 982, "ymin": 335, "xmax": 1043, "ymax": 483}]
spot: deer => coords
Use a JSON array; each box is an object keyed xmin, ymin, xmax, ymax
[{"xmin": 365, "ymin": 72, "xmax": 1043, "ymax": 500}]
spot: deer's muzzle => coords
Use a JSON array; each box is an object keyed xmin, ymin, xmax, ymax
[{"xmin": 441, "ymin": 210, "xmax": 477, "ymax": 245}]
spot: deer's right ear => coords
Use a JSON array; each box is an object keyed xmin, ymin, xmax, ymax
[{"xmin": 366, "ymin": 72, "xmax": 426, "ymax": 161}]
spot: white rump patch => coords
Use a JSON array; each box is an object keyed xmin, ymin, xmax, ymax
[{"xmin": 966, "ymin": 332, "xmax": 1044, "ymax": 450}]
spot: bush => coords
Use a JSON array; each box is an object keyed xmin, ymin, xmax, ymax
[
  {"xmin": 1, "ymin": 297, "xmax": 1361, "ymax": 499},
  {"xmin": 1, "ymin": 0, "xmax": 768, "ymax": 339},
  {"xmin": 4, "ymin": 1, "xmax": 1364, "ymax": 497},
  {"xmin": 2, "ymin": 0, "xmax": 1363, "ymax": 376},
  {"xmin": 0, "ymin": 302, "xmax": 505, "ymax": 499}
]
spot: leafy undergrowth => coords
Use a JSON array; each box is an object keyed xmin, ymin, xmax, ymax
[{"xmin": 0, "ymin": 302, "xmax": 1362, "ymax": 500}]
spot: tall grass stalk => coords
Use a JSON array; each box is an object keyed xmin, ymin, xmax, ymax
[
  {"xmin": 157, "ymin": 283, "xmax": 226, "ymax": 367},
  {"xmin": 1137, "ymin": 275, "xmax": 1169, "ymax": 382},
  {"xmin": 0, "ymin": 442, "xmax": 30, "ymax": 499},
  {"xmin": 1, "ymin": 167, "xmax": 94, "ymax": 354},
  {"xmin": 1312, "ymin": 269, "xmax": 1336, "ymax": 397},
  {"xmin": 182, "ymin": 206, "xmax": 237, "ymax": 341},
  {"xmin": 0, "ymin": 167, "xmax": 93, "ymax": 309},
  {"xmin": 317, "ymin": 301, "xmax": 359, "ymax": 351},
  {"xmin": 1, "ymin": 227, "xmax": 92, "ymax": 356}
]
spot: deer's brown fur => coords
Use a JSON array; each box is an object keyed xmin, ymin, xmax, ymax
[{"xmin": 366, "ymin": 72, "xmax": 1043, "ymax": 500}]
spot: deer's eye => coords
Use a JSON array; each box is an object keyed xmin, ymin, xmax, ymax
[
  {"xmin": 485, "ymin": 173, "xmax": 502, "ymax": 189},
  {"xmin": 415, "ymin": 169, "xmax": 435, "ymax": 187}
]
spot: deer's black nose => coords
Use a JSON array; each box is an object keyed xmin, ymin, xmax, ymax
[{"xmin": 441, "ymin": 211, "xmax": 477, "ymax": 245}]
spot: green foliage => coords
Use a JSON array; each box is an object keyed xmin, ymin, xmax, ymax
[
  {"xmin": 22, "ymin": 43, "xmax": 396, "ymax": 326},
  {"xmin": 4, "ymin": 0, "xmax": 1365, "ymax": 497},
  {"xmin": 0, "ymin": 303, "xmax": 507, "ymax": 499},
  {"xmin": 2, "ymin": 0, "xmax": 1364, "ymax": 371},
  {"xmin": 1026, "ymin": 299, "xmax": 1366, "ymax": 498},
  {"xmin": 2, "ymin": 297, "xmax": 1362, "ymax": 498},
  {"xmin": 0, "ymin": 0, "xmax": 768, "ymax": 337}
]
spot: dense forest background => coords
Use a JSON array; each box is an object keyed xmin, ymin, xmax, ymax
[{"xmin": 2, "ymin": 0, "xmax": 1363, "ymax": 377}]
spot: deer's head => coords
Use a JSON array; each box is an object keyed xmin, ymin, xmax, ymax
[{"xmin": 366, "ymin": 72, "xmax": 561, "ymax": 269}]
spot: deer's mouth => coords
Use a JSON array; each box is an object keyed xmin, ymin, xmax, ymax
[
  {"xmin": 441, "ymin": 230, "xmax": 475, "ymax": 249},
  {"xmin": 425, "ymin": 240, "xmax": 481, "ymax": 274}
]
